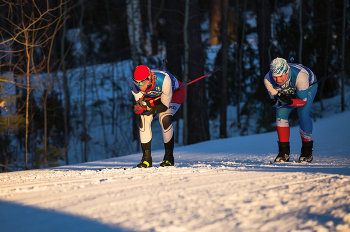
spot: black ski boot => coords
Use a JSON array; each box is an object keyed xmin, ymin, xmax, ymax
[
  {"xmin": 274, "ymin": 141, "xmax": 290, "ymax": 162},
  {"xmin": 160, "ymin": 132, "xmax": 175, "ymax": 167},
  {"xmin": 299, "ymin": 141, "xmax": 313, "ymax": 163},
  {"xmin": 160, "ymin": 150, "xmax": 174, "ymax": 167},
  {"xmin": 137, "ymin": 141, "xmax": 152, "ymax": 168},
  {"xmin": 137, "ymin": 150, "xmax": 152, "ymax": 168}
]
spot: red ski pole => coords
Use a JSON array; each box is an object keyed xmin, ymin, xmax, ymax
[
  {"xmin": 149, "ymin": 67, "xmax": 224, "ymax": 104},
  {"xmin": 159, "ymin": 59, "xmax": 168, "ymax": 70}
]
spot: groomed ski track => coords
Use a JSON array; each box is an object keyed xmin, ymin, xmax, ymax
[{"xmin": 1, "ymin": 110, "xmax": 350, "ymax": 232}]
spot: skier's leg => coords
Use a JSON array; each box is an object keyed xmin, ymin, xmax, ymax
[
  {"xmin": 137, "ymin": 114, "xmax": 154, "ymax": 168},
  {"xmin": 274, "ymin": 106, "xmax": 293, "ymax": 162},
  {"xmin": 159, "ymin": 86, "xmax": 185, "ymax": 167},
  {"xmin": 276, "ymin": 106, "xmax": 293, "ymax": 142},
  {"xmin": 158, "ymin": 103, "xmax": 180, "ymax": 167},
  {"xmin": 297, "ymin": 85, "xmax": 317, "ymax": 142},
  {"xmin": 297, "ymin": 84, "xmax": 317, "ymax": 162}
]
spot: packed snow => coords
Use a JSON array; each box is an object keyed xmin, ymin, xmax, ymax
[{"xmin": 1, "ymin": 109, "xmax": 350, "ymax": 232}]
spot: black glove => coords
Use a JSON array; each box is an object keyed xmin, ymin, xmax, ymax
[
  {"xmin": 269, "ymin": 98, "xmax": 277, "ymax": 106},
  {"xmin": 133, "ymin": 102, "xmax": 146, "ymax": 114},
  {"xmin": 139, "ymin": 99, "xmax": 168, "ymax": 114},
  {"xmin": 138, "ymin": 99, "xmax": 150, "ymax": 112},
  {"xmin": 276, "ymin": 93, "xmax": 293, "ymax": 105}
]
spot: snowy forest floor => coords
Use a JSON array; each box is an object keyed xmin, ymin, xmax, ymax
[{"xmin": 1, "ymin": 109, "xmax": 350, "ymax": 232}]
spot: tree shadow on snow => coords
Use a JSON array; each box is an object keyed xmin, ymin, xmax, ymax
[{"xmin": 0, "ymin": 200, "xmax": 134, "ymax": 232}]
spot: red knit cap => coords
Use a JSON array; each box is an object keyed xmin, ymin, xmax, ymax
[{"xmin": 134, "ymin": 65, "xmax": 151, "ymax": 81}]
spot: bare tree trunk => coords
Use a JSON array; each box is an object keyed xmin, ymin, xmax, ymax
[
  {"xmin": 164, "ymin": 1, "xmax": 184, "ymax": 144},
  {"xmin": 25, "ymin": 35, "xmax": 30, "ymax": 170},
  {"xmin": 299, "ymin": 0, "xmax": 303, "ymax": 63},
  {"xmin": 79, "ymin": 0, "xmax": 88, "ymax": 162},
  {"xmin": 256, "ymin": 0, "xmax": 271, "ymax": 82},
  {"xmin": 320, "ymin": 0, "xmax": 331, "ymax": 112},
  {"xmin": 210, "ymin": 0, "xmax": 221, "ymax": 46},
  {"xmin": 220, "ymin": 0, "xmax": 228, "ymax": 138},
  {"xmin": 268, "ymin": 0, "xmax": 277, "ymax": 63},
  {"xmin": 187, "ymin": 0, "xmax": 210, "ymax": 144},
  {"xmin": 7, "ymin": 61, "xmax": 12, "ymax": 172},
  {"xmin": 104, "ymin": 0, "xmax": 116, "ymax": 135},
  {"xmin": 92, "ymin": 62, "xmax": 108, "ymax": 156},
  {"xmin": 235, "ymin": 0, "xmax": 239, "ymax": 126},
  {"xmin": 148, "ymin": 0, "xmax": 153, "ymax": 51},
  {"xmin": 23, "ymin": 2, "xmax": 30, "ymax": 170},
  {"xmin": 127, "ymin": 0, "xmax": 142, "ymax": 151},
  {"xmin": 341, "ymin": 0, "xmax": 347, "ymax": 112},
  {"xmin": 237, "ymin": 0, "xmax": 247, "ymax": 129},
  {"xmin": 183, "ymin": 0, "xmax": 190, "ymax": 145},
  {"xmin": 127, "ymin": 0, "xmax": 143, "ymax": 64},
  {"xmin": 148, "ymin": 0, "xmax": 165, "ymax": 55},
  {"xmin": 255, "ymin": 0, "xmax": 272, "ymax": 123},
  {"xmin": 61, "ymin": 1, "xmax": 69, "ymax": 165}
]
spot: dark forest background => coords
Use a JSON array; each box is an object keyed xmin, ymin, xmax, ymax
[{"xmin": 0, "ymin": 0, "xmax": 349, "ymax": 172}]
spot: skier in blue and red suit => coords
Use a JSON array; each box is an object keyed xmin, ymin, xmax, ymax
[
  {"xmin": 264, "ymin": 57, "xmax": 318, "ymax": 162},
  {"xmin": 130, "ymin": 65, "xmax": 186, "ymax": 168}
]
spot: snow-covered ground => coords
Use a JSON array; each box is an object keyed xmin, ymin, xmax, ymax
[{"xmin": 1, "ymin": 108, "xmax": 350, "ymax": 232}]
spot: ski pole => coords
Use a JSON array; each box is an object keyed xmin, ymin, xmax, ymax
[
  {"xmin": 310, "ymin": 64, "xmax": 350, "ymax": 87},
  {"xmin": 149, "ymin": 67, "xmax": 224, "ymax": 104},
  {"xmin": 159, "ymin": 59, "xmax": 168, "ymax": 70}
]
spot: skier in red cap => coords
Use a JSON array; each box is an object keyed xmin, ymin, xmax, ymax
[{"xmin": 130, "ymin": 65, "xmax": 186, "ymax": 168}]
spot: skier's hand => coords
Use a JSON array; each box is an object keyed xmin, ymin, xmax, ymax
[
  {"xmin": 270, "ymin": 96, "xmax": 283, "ymax": 108},
  {"xmin": 276, "ymin": 93, "xmax": 293, "ymax": 105},
  {"xmin": 269, "ymin": 98, "xmax": 277, "ymax": 106},
  {"xmin": 140, "ymin": 99, "xmax": 151, "ymax": 108},
  {"xmin": 140, "ymin": 99, "xmax": 167, "ymax": 114},
  {"xmin": 133, "ymin": 102, "xmax": 145, "ymax": 114},
  {"xmin": 139, "ymin": 99, "xmax": 154, "ymax": 112}
]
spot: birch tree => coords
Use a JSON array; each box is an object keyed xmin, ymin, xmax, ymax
[
  {"xmin": 126, "ymin": 0, "xmax": 143, "ymax": 67},
  {"xmin": 0, "ymin": 0, "xmax": 68, "ymax": 169},
  {"xmin": 127, "ymin": 0, "xmax": 143, "ymax": 150}
]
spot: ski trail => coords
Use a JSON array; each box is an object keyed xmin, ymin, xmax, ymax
[{"xmin": 1, "ymin": 166, "xmax": 350, "ymax": 231}]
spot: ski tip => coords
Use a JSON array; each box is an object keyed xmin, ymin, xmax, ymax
[
  {"xmin": 162, "ymin": 59, "xmax": 168, "ymax": 63},
  {"xmin": 219, "ymin": 67, "xmax": 224, "ymax": 71}
]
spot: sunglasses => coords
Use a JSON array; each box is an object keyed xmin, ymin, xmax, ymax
[{"xmin": 133, "ymin": 76, "xmax": 150, "ymax": 88}]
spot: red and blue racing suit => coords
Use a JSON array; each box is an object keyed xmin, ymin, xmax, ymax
[{"xmin": 264, "ymin": 63, "xmax": 318, "ymax": 142}]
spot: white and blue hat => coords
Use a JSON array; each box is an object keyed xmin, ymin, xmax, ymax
[{"xmin": 270, "ymin": 57, "xmax": 289, "ymax": 77}]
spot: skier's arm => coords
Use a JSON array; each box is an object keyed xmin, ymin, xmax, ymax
[
  {"xmin": 130, "ymin": 80, "xmax": 143, "ymax": 102},
  {"xmin": 144, "ymin": 75, "xmax": 172, "ymax": 114},
  {"xmin": 290, "ymin": 70, "xmax": 310, "ymax": 107},
  {"xmin": 264, "ymin": 73, "xmax": 279, "ymax": 99},
  {"xmin": 160, "ymin": 75, "xmax": 173, "ymax": 108}
]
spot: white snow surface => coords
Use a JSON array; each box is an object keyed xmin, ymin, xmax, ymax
[{"xmin": 1, "ymin": 110, "xmax": 350, "ymax": 232}]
